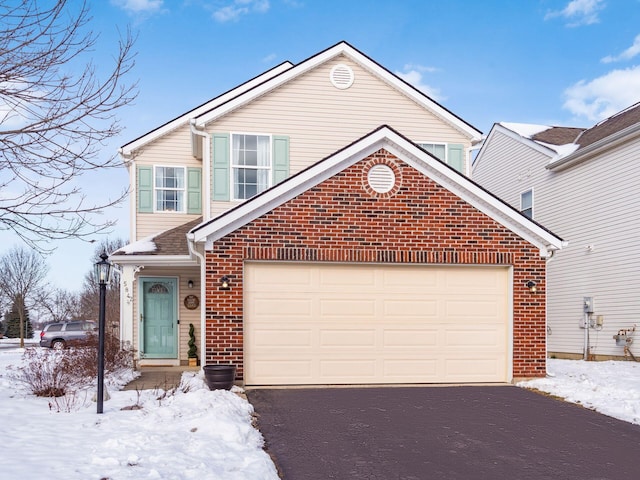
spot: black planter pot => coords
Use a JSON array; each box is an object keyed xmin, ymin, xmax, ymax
[{"xmin": 203, "ymin": 364, "xmax": 237, "ymax": 390}]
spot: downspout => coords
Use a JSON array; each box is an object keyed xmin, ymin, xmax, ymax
[
  {"xmin": 544, "ymin": 248, "xmax": 556, "ymax": 377},
  {"xmin": 190, "ymin": 119, "xmax": 211, "ymax": 220},
  {"xmin": 187, "ymin": 233, "xmax": 206, "ymax": 371}
]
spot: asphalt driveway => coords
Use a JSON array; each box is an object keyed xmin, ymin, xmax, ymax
[{"xmin": 247, "ymin": 386, "xmax": 640, "ymax": 480}]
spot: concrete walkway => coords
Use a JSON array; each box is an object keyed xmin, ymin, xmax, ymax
[{"xmin": 123, "ymin": 367, "xmax": 200, "ymax": 391}]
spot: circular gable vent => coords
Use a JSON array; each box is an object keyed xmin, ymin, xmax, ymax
[
  {"xmin": 330, "ymin": 64, "xmax": 354, "ymax": 89},
  {"xmin": 367, "ymin": 164, "xmax": 396, "ymax": 193}
]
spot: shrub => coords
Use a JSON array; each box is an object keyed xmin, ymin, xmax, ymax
[{"xmin": 18, "ymin": 333, "xmax": 134, "ymax": 397}]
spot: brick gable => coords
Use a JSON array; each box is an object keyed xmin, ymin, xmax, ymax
[{"xmin": 204, "ymin": 149, "xmax": 547, "ymax": 380}]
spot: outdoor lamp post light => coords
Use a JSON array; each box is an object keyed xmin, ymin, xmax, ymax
[{"xmin": 94, "ymin": 252, "xmax": 112, "ymax": 414}]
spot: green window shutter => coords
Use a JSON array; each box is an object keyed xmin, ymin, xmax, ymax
[
  {"xmin": 212, "ymin": 133, "xmax": 230, "ymax": 201},
  {"xmin": 272, "ymin": 135, "xmax": 290, "ymax": 185},
  {"xmin": 137, "ymin": 166, "xmax": 153, "ymax": 213},
  {"xmin": 447, "ymin": 144, "xmax": 465, "ymax": 173},
  {"xmin": 187, "ymin": 167, "xmax": 202, "ymax": 214}
]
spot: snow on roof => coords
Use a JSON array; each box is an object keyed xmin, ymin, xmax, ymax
[
  {"xmin": 500, "ymin": 122, "xmax": 551, "ymax": 138},
  {"xmin": 118, "ymin": 235, "xmax": 157, "ymax": 254},
  {"xmin": 538, "ymin": 141, "xmax": 580, "ymax": 158}
]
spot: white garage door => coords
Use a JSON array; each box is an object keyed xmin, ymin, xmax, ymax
[{"xmin": 244, "ymin": 262, "xmax": 511, "ymax": 385}]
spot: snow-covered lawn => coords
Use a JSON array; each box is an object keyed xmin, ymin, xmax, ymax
[
  {"xmin": 0, "ymin": 340, "xmax": 279, "ymax": 480},
  {"xmin": 1, "ymin": 335, "xmax": 639, "ymax": 479}
]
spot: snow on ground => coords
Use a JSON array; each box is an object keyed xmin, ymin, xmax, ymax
[
  {"xmin": 0, "ymin": 338, "xmax": 279, "ymax": 480},
  {"xmin": 1, "ymin": 335, "xmax": 639, "ymax": 479},
  {"xmin": 518, "ymin": 358, "xmax": 640, "ymax": 425}
]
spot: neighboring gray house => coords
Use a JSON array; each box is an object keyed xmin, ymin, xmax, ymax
[{"xmin": 472, "ymin": 103, "xmax": 640, "ymax": 360}]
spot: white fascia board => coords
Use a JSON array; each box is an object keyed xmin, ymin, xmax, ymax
[
  {"xmin": 192, "ymin": 126, "xmax": 563, "ymax": 256},
  {"xmin": 194, "ymin": 43, "xmax": 482, "ymax": 141},
  {"xmin": 120, "ymin": 62, "xmax": 294, "ymax": 156},
  {"xmin": 109, "ymin": 254, "xmax": 198, "ymax": 267},
  {"xmin": 378, "ymin": 132, "xmax": 564, "ymax": 256}
]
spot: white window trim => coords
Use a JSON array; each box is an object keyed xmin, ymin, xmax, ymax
[
  {"xmin": 417, "ymin": 141, "xmax": 448, "ymax": 163},
  {"xmin": 230, "ymin": 132, "xmax": 273, "ymax": 201},
  {"xmin": 520, "ymin": 188, "xmax": 534, "ymax": 219},
  {"xmin": 153, "ymin": 165, "xmax": 187, "ymax": 213}
]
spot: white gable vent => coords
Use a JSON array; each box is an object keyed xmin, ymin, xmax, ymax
[
  {"xmin": 367, "ymin": 164, "xmax": 396, "ymax": 193},
  {"xmin": 330, "ymin": 64, "xmax": 354, "ymax": 89}
]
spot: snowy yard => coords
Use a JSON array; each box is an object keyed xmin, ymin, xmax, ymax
[{"xmin": 1, "ymin": 336, "xmax": 639, "ymax": 479}]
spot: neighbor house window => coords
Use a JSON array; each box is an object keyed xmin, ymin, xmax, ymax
[
  {"xmin": 231, "ymin": 134, "xmax": 271, "ymax": 200},
  {"xmin": 520, "ymin": 189, "xmax": 533, "ymax": 219},
  {"xmin": 418, "ymin": 142, "xmax": 446, "ymax": 162},
  {"xmin": 155, "ymin": 166, "xmax": 185, "ymax": 212}
]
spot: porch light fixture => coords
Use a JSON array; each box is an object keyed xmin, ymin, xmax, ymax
[
  {"xmin": 220, "ymin": 276, "xmax": 230, "ymax": 290},
  {"xmin": 188, "ymin": 280, "xmax": 194, "ymax": 289},
  {"xmin": 526, "ymin": 281, "xmax": 537, "ymax": 293},
  {"xmin": 94, "ymin": 252, "xmax": 112, "ymax": 414}
]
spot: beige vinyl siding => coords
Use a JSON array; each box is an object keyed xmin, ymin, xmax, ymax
[
  {"xmin": 474, "ymin": 130, "xmax": 640, "ymax": 357},
  {"xmin": 131, "ymin": 267, "xmax": 201, "ymax": 363},
  {"xmin": 133, "ymin": 123, "xmax": 203, "ymax": 239},
  {"xmin": 208, "ymin": 55, "xmax": 471, "ymax": 216}
]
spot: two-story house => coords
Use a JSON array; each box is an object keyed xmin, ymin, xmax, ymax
[
  {"xmin": 111, "ymin": 42, "xmax": 563, "ymax": 386},
  {"xmin": 472, "ymin": 102, "xmax": 640, "ymax": 361}
]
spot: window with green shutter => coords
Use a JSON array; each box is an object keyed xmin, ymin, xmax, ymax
[
  {"xmin": 137, "ymin": 166, "xmax": 153, "ymax": 213},
  {"xmin": 212, "ymin": 132, "xmax": 290, "ymax": 201}
]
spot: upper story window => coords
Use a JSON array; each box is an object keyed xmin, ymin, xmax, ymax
[
  {"xmin": 232, "ymin": 134, "xmax": 271, "ymax": 200},
  {"xmin": 155, "ymin": 166, "xmax": 185, "ymax": 212},
  {"xmin": 418, "ymin": 142, "xmax": 446, "ymax": 162},
  {"xmin": 417, "ymin": 142, "xmax": 465, "ymax": 173},
  {"xmin": 520, "ymin": 189, "xmax": 533, "ymax": 219}
]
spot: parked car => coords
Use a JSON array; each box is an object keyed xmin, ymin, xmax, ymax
[{"xmin": 39, "ymin": 320, "xmax": 97, "ymax": 349}]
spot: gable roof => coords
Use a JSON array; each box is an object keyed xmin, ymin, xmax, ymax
[
  {"xmin": 119, "ymin": 62, "xmax": 294, "ymax": 156},
  {"xmin": 476, "ymin": 102, "xmax": 640, "ymax": 172},
  {"xmin": 189, "ymin": 125, "xmax": 563, "ymax": 258},
  {"xmin": 192, "ymin": 41, "xmax": 482, "ymax": 142}
]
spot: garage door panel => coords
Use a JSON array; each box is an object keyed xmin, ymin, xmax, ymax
[
  {"xmin": 245, "ymin": 263, "xmax": 510, "ymax": 385},
  {"xmin": 383, "ymin": 329, "xmax": 438, "ymax": 347},
  {"xmin": 320, "ymin": 329, "xmax": 376, "ymax": 347},
  {"xmin": 252, "ymin": 329, "xmax": 312, "ymax": 347}
]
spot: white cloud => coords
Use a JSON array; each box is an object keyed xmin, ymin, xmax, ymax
[
  {"xmin": 213, "ymin": 0, "xmax": 270, "ymax": 22},
  {"xmin": 395, "ymin": 65, "xmax": 444, "ymax": 101},
  {"xmin": 563, "ymin": 65, "xmax": 640, "ymax": 121},
  {"xmin": 262, "ymin": 53, "xmax": 277, "ymax": 63},
  {"xmin": 111, "ymin": 0, "xmax": 164, "ymax": 14},
  {"xmin": 545, "ymin": 0, "xmax": 605, "ymax": 27},
  {"xmin": 602, "ymin": 34, "xmax": 640, "ymax": 63}
]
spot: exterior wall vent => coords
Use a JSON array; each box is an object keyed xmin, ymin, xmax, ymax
[
  {"xmin": 367, "ymin": 164, "xmax": 396, "ymax": 193},
  {"xmin": 330, "ymin": 64, "xmax": 354, "ymax": 90}
]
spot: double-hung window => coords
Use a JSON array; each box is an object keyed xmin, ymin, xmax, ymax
[
  {"xmin": 155, "ymin": 166, "xmax": 185, "ymax": 212},
  {"xmin": 231, "ymin": 134, "xmax": 271, "ymax": 200},
  {"xmin": 418, "ymin": 142, "xmax": 447, "ymax": 162},
  {"xmin": 520, "ymin": 189, "xmax": 533, "ymax": 219}
]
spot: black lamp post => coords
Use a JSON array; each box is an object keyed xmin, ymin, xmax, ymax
[{"xmin": 94, "ymin": 252, "xmax": 112, "ymax": 414}]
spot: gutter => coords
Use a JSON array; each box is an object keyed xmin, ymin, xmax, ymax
[
  {"xmin": 118, "ymin": 148, "xmax": 137, "ymax": 244},
  {"xmin": 187, "ymin": 233, "xmax": 206, "ymax": 371},
  {"xmin": 190, "ymin": 119, "xmax": 212, "ymax": 220}
]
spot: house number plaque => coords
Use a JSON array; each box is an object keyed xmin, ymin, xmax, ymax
[{"xmin": 184, "ymin": 295, "xmax": 199, "ymax": 310}]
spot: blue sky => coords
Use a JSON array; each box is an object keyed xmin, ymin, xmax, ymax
[{"xmin": 17, "ymin": 0, "xmax": 640, "ymax": 293}]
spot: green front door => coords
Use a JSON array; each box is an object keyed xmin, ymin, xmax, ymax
[{"xmin": 140, "ymin": 278, "xmax": 178, "ymax": 358}]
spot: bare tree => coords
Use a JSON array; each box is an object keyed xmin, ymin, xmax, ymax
[
  {"xmin": 77, "ymin": 238, "xmax": 126, "ymax": 335},
  {"xmin": 37, "ymin": 288, "xmax": 82, "ymax": 324},
  {"xmin": 0, "ymin": 1, "xmax": 137, "ymax": 251},
  {"xmin": 0, "ymin": 246, "xmax": 49, "ymax": 347}
]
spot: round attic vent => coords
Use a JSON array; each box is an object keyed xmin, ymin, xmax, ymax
[
  {"xmin": 330, "ymin": 64, "xmax": 354, "ymax": 89},
  {"xmin": 367, "ymin": 164, "xmax": 396, "ymax": 193}
]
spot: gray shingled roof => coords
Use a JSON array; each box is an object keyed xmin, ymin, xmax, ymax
[
  {"xmin": 575, "ymin": 102, "xmax": 640, "ymax": 149},
  {"xmin": 531, "ymin": 127, "xmax": 584, "ymax": 146},
  {"xmin": 114, "ymin": 217, "xmax": 202, "ymax": 256}
]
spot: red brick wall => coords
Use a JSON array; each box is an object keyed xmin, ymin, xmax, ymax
[{"xmin": 204, "ymin": 150, "xmax": 547, "ymax": 380}]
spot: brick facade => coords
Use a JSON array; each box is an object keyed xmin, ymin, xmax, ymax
[{"xmin": 204, "ymin": 149, "xmax": 547, "ymax": 381}]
